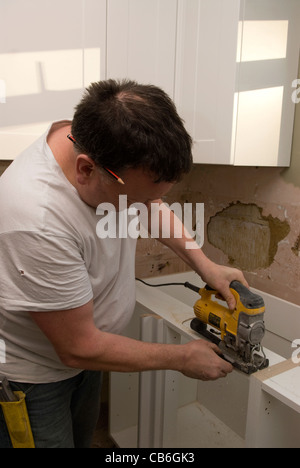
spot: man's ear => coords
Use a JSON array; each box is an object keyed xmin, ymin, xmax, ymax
[{"xmin": 76, "ymin": 154, "xmax": 96, "ymax": 184}]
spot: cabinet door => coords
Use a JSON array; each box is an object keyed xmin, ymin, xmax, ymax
[
  {"xmin": 234, "ymin": 0, "xmax": 300, "ymax": 167},
  {"xmin": 175, "ymin": 0, "xmax": 241, "ymax": 165},
  {"xmin": 175, "ymin": 0, "xmax": 299, "ymax": 167},
  {"xmin": 0, "ymin": 0, "xmax": 106, "ymax": 160},
  {"xmin": 106, "ymin": 0, "xmax": 178, "ymax": 99}
]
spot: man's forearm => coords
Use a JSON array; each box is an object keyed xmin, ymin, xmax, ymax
[
  {"xmin": 149, "ymin": 200, "xmax": 214, "ymax": 276},
  {"xmin": 61, "ymin": 328, "xmax": 233, "ymax": 381},
  {"xmin": 30, "ymin": 301, "xmax": 233, "ymax": 382},
  {"xmin": 149, "ymin": 200, "xmax": 248, "ymax": 309},
  {"xmin": 64, "ymin": 329, "xmax": 185, "ymax": 374}
]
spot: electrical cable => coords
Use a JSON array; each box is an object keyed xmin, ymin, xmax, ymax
[
  {"xmin": 135, "ymin": 278, "xmax": 185, "ymax": 288},
  {"xmin": 135, "ymin": 278, "xmax": 200, "ymax": 293}
]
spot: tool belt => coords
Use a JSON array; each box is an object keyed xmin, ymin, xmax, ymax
[{"xmin": 0, "ymin": 376, "xmax": 35, "ymax": 448}]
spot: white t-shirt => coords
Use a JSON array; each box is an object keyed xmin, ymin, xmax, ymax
[{"xmin": 0, "ymin": 123, "xmax": 137, "ymax": 383}]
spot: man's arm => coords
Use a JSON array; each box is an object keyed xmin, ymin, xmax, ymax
[
  {"xmin": 149, "ymin": 200, "xmax": 248, "ymax": 310},
  {"xmin": 29, "ymin": 300, "xmax": 233, "ymax": 381}
]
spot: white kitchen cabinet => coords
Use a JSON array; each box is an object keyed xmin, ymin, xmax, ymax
[
  {"xmin": 110, "ymin": 272, "xmax": 300, "ymax": 448},
  {"xmin": 175, "ymin": 0, "xmax": 300, "ymax": 166},
  {"xmin": 0, "ymin": 0, "xmax": 106, "ymax": 160},
  {"xmin": 1, "ymin": 0, "xmax": 299, "ymax": 167},
  {"xmin": 106, "ymin": 0, "xmax": 178, "ymax": 100}
]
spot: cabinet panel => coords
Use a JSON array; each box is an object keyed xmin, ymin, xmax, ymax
[
  {"xmin": 107, "ymin": 0, "xmax": 177, "ymax": 99},
  {"xmin": 0, "ymin": 0, "xmax": 106, "ymax": 160},
  {"xmin": 83, "ymin": 0, "xmax": 107, "ymax": 87},
  {"xmin": 175, "ymin": 0, "xmax": 241, "ymax": 165}
]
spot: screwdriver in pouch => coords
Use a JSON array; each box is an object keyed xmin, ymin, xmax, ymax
[{"xmin": 0, "ymin": 375, "xmax": 18, "ymax": 402}]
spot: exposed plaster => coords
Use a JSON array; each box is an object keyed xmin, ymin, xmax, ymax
[{"xmin": 207, "ymin": 202, "xmax": 291, "ymax": 271}]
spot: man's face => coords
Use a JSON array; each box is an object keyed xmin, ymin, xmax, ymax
[
  {"xmin": 108, "ymin": 167, "xmax": 175, "ymax": 211},
  {"xmin": 75, "ymin": 155, "xmax": 174, "ymax": 210}
]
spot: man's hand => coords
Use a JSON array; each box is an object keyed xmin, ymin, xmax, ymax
[
  {"xmin": 200, "ymin": 263, "xmax": 249, "ymax": 311},
  {"xmin": 179, "ymin": 340, "xmax": 233, "ymax": 381}
]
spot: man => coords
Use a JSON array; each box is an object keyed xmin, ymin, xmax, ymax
[{"xmin": 0, "ymin": 79, "xmax": 247, "ymax": 448}]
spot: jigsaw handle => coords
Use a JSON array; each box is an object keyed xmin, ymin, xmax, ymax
[
  {"xmin": 185, "ymin": 281, "xmax": 265, "ymax": 312},
  {"xmin": 202, "ymin": 281, "xmax": 265, "ymax": 310},
  {"xmin": 230, "ymin": 281, "xmax": 265, "ymax": 310}
]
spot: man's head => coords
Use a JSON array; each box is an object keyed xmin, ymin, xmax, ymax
[{"xmin": 71, "ymin": 79, "xmax": 193, "ymax": 184}]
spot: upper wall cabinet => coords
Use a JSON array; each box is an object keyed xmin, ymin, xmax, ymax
[
  {"xmin": 175, "ymin": 0, "xmax": 300, "ymax": 166},
  {"xmin": 0, "ymin": 0, "xmax": 106, "ymax": 160},
  {"xmin": 1, "ymin": 0, "xmax": 299, "ymax": 166}
]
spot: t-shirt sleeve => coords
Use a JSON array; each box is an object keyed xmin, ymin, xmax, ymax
[{"xmin": 0, "ymin": 231, "xmax": 93, "ymax": 312}]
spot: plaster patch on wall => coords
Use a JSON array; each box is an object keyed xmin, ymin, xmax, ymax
[{"xmin": 207, "ymin": 202, "xmax": 290, "ymax": 271}]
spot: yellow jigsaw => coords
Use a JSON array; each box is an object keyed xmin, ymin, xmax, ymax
[
  {"xmin": 190, "ymin": 281, "xmax": 269, "ymax": 374},
  {"xmin": 136, "ymin": 278, "xmax": 269, "ymax": 375}
]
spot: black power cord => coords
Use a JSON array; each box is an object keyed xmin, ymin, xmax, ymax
[{"xmin": 135, "ymin": 278, "xmax": 200, "ymax": 293}]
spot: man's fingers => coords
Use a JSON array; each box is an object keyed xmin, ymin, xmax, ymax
[
  {"xmin": 209, "ymin": 343, "xmax": 222, "ymax": 355},
  {"xmin": 208, "ymin": 342, "xmax": 234, "ymax": 374}
]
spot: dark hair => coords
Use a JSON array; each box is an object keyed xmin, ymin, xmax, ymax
[{"xmin": 71, "ymin": 79, "xmax": 193, "ymax": 183}]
